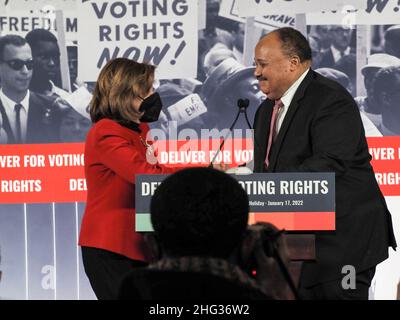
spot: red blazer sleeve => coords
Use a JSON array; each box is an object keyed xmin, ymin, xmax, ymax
[{"xmin": 94, "ymin": 121, "xmax": 177, "ymax": 184}]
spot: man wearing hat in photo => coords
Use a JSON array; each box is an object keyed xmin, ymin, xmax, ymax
[
  {"xmin": 372, "ymin": 65, "xmax": 400, "ymax": 136},
  {"xmin": 384, "ymin": 25, "xmax": 400, "ymax": 59},
  {"xmin": 200, "ymin": 58, "xmax": 264, "ymax": 130},
  {"xmin": 355, "ymin": 53, "xmax": 400, "ymax": 128},
  {"xmin": 315, "ymin": 67, "xmax": 352, "ymax": 93},
  {"xmin": 318, "ymin": 25, "xmax": 354, "ymax": 69}
]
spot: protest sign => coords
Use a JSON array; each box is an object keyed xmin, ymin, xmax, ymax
[{"xmin": 77, "ymin": 0, "xmax": 198, "ymax": 81}]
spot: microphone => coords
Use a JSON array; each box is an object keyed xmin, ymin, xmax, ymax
[
  {"xmin": 228, "ymin": 98, "xmax": 264, "ymax": 173},
  {"xmin": 237, "ymin": 98, "xmax": 249, "ymax": 110},
  {"xmin": 237, "ymin": 98, "xmax": 253, "ymax": 131},
  {"xmin": 209, "ymin": 98, "xmax": 252, "ymax": 168}
]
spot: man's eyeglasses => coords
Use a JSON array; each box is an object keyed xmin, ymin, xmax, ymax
[{"xmin": 0, "ymin": 59, "xmax": 34, "ymax": 71}]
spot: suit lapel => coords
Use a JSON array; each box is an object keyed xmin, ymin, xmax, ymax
[
  {"xmin": 26, "ymin": 93, "xmax": 40, "ymax": 142},
  {"xmin": 0, "ymin": 98, "xmax": 16, "ymax": 144},
  {"xmin": 268, "ymin": 69, "xmax": 315, "ymax": 171},
  {"xmin": 254, "ymin": 99, "xmax": 274, "ymax": 172}
]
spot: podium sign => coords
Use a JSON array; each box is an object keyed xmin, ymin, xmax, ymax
[{"xmin": 135, "ymin": 173, "xmax": 335, "ymax": 232}]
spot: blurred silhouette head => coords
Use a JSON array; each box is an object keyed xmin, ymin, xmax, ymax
[{"xmin": 150, "ymin": 167, "xmax": 249, "ymax": 259}]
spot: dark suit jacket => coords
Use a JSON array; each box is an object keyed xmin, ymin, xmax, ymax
[
  {"xmin": 318, "ymin": 48, "xmax": 335, "ymax": 68},
  {"xmin": 253, "ymin": 69, "xmax": 396, "ymax": 287},
  {"xmin": 0, "ymin": 91, "xmax": 60, "ymax": 144},
  {"xmin": 118, "ymin": 269, "xmax": 271, "ymax": 300}
]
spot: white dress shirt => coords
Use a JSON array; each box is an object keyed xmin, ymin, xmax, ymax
[
  {"xmin": 276, "ymin": 68, "xmax": 310, "ymax": 134},
  {"xmin": 0, "ymin": 89, "xmax": 30, "ymax": 143},
  {"xmin": 330, "ymin": 45, "xmax": 351, "ymax": 64}
]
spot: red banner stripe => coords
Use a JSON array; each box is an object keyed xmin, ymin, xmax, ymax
[{"xmin": 251, "ymin": 212, "xmax": 335, "ymax": 231}]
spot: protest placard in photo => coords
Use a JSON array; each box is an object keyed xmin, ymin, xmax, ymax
[
  {"xmin": 307, "ymin": 0, "xmax": 400, "ymax": 25},
  {"xmin": 1, "ymin": 0, "xmax": 76, "ymax": 11},
  {"xmin": 0, "ymin": 9, "xmax": 77, "ymax": 41},
  {"xmin": 219, "ymin": 0, "xmax": 295, "ymax": 30},
  {"xmin": 77, "ymin": 0, "xmax": 198, "ymax": 81},
  {"xmin": 236, "ymin": 0, "xmax": 363, "ymax": 15}
]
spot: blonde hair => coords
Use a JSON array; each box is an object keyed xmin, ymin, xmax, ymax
[{"xmin": 89, "ymin": 58, "xmax": 155, "ymax": 124}]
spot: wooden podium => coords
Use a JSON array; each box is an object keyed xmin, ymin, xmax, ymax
[
  {"xmin": 135, "ymin": 172, "xmax": 334, "ymax": 298},
  {"xmin": 286, "ymin": 234, "xmax": 315, "ymax": 286}
]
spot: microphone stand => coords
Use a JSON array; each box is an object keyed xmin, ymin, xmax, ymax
[{"xmin": 209, "ymin": 99, "xmax": 251, "ymax": 167}]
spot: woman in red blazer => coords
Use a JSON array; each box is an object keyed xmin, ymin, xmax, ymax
[{"xmin": 79, "ymin": 58, "xmax": 177, "ymax": 299}]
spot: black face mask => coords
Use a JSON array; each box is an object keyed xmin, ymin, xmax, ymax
[{"xmin": 139, "ymin": 92, "xmax": 163, "ymax": 123}]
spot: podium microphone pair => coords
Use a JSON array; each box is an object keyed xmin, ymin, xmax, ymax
[
  {"xmin": 209, "ymin": 99, "xmax": 250, "ymax": 168},
  {"xmin": 208, "ymin": 99, "xmax": 300, "ymax": 299}
]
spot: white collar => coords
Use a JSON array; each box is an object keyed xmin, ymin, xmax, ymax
[{"xmin": 0, "ymin": 88, "xmax": 30, "ymax": 113}]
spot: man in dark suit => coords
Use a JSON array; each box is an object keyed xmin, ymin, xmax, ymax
[
  {"xmin": 253, "ymin": 27, "xmax": 396, "ymax": 299},
  {"xmin": 0, "ymin": 35, "xmax": 59, "ymax": 144},
  {"xmin": 318, "ymin": 25, "xmax": 353, "ymax": 69}
]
